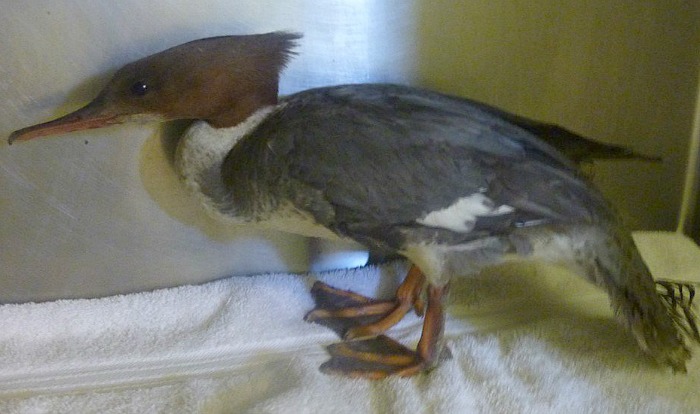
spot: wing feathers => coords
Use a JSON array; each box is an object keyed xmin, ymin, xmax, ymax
[{"xmin": 222, "ymin": 84, "xmax": 613, "ymax": 247}]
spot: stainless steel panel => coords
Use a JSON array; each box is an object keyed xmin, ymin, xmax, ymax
[{"xmin": 1, "ymin": 1, "xmax": 417, "ymax": 302}]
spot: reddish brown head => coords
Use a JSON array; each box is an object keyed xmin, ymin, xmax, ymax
[{"xmin": 8, "ymin": 32, "xmax": 301, "ymax": 144}]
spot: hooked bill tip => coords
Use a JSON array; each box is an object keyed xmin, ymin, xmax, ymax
[
  {"xmin": 7, "ymin": 130, "xmax": 22, "ymax": 145},
  {"xmin": 7, "ymin": 126, "xmax": 45, "ymax": 145}
]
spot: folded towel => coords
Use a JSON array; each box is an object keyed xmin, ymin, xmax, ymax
[{"xmin": 0, "ymin": 231, "xmax": 698, "ymax": 413}]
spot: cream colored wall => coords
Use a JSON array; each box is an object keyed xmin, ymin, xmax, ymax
[
  {"xmin": 415, "ymin": 1, "xmax": 700, "ymax": 230},
  {"xmin": 679, "ymin": 69, "xmax": 700, "ymax": 241}
]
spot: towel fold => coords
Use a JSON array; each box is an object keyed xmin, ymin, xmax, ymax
[{"xmin": 1, "ymin": 231, "xmax": 698, "ymax": 413}]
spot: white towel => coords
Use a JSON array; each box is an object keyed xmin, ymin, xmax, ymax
[{"xmin": 0, "ymin": 231, "xmax": 698, "ymax": 413}]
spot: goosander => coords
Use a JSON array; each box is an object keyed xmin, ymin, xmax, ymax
[{"xmin": 8, "ymin": 32, "xmax": 697, "ymax": 378}]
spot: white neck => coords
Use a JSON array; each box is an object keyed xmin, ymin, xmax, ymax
[{"xmin": 174, "ymin": 105, "xmax": 279, "ymax": 221}]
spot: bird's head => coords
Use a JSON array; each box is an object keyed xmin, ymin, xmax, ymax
[{"xmin": 8, "ymin": 32, "xmax": 301, "ymax": 144}]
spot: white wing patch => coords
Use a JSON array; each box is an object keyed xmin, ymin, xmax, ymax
[{"xmin": 417, "ymin": 193, "xmax": 514, "ymax": 232}]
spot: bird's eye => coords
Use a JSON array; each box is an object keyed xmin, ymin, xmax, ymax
[{"xmin": 130, "ymin": 81, "xmax": 149, "ymax": 96}]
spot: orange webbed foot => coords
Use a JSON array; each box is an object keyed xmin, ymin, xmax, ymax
[
  {"xmin": 304, "ymin": 265, "xmax": 426, "ymax": 338},
  {"xmin": 306, "ymin": 266, "xmax": 449, "ymax": 379}
]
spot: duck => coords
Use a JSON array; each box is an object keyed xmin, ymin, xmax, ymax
[{"xmin": 8, "ymin": 31, "xmax": 696, "ymax": 378}]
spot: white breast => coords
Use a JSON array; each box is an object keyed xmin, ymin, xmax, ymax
[
  {"xmin": 173, "ymin": 105, "xmax": 342, "ymax": 240},
  {"xmin": 174, "ymin": 106, "xmax": 279, "ymax": 222}
]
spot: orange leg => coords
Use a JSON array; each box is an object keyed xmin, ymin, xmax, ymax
[{"xmin": 396, "ymin": 283, "xmax": 447, "ymax": 376}]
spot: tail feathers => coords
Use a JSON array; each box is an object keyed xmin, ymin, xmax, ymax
[
  {"xmin": 657, "ymin": 280, "xmax": 700, "ymax": 342},
  {"xmin": 615, "ymin": 280, "xmax": 699, "ymax": 372},
  {"xmin": 654, "ymin": 280, "xmax": 700, "ymax": 372},
  {"xmin": 517, "ymin": 122, "xmax": 662, "ymax": 165},
  {"xmin": 472, "ymin": 101, "xmax": 662, "ymax": 164},
  {"xmin": 584, "ymin": 227, "xmax": 697, "ymax": 372}
]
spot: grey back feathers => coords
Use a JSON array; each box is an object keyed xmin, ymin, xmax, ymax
[{"xmin": 222, "ymin": 84, "xmax": 614, "ymax": 250}]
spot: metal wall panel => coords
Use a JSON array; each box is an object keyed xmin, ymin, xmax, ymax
[{"xmin": 0, "ymin": 1, "xmax": 417, "ymax": 302}]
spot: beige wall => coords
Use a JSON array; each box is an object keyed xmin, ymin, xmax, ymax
[{"xmin": 415, "ymin": 1, "xmax": 700, "ymax": 230}]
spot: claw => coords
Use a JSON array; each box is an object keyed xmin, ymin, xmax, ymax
[{"xmin": 656, "ymin": 279, "xmax": 700, "ymax": 342}]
